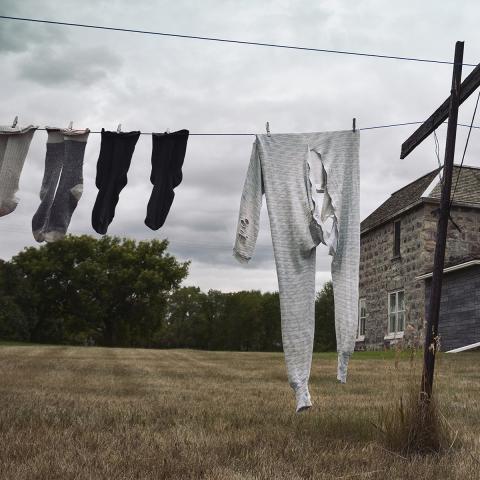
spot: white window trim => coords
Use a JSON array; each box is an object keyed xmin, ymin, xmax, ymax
[
  {"xmin": 356, "ymin": 297, "xmax": 366, "ymax": 341},
  {"xmin": 385, "ymin": 289, "xmax": 405, "ymax": 339},
  {"xmin": 384, "ymin": 331, "xmax": 404, "ymax": 340}
]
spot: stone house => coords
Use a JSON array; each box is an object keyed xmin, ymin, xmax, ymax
[{"xmin": 357, "ymin": 165, "xmax": 480, "ymax": 351}]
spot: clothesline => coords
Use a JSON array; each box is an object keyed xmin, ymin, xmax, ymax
[
  {"xmin": 31, "ymin": 122, "xmax": 480, "ymax": 135},
  {"xmin": 0, "ymin": 15, "xmax": 477, "ymax": 68}
]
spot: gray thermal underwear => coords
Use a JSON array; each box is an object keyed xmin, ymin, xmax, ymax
[
  {"xmin": 233, "ymin": 131, "xmax": 360, "ymax": 412},
  {"xmin": 0, "ymin": 125, "xmax": 37, "ymax": 217}
]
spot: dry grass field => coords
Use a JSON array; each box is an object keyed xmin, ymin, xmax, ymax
[{"xmin": 0, "ymin": 343, "xmax": 478, "ymax": 479}]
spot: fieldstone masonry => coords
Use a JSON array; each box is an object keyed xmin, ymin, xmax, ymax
[{"xmin": 359, "ymin": 201, "xmax": 480, "ymax": 350}]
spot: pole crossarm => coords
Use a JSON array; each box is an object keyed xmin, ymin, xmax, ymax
[{"xmin": 401, "ymin": 59, "xmax": 480, "ymax": 159}]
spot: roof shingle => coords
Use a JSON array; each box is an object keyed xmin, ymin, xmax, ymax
[{"xmin": 360, "ymin": 165, "xmax": 480, "ymax": 234}]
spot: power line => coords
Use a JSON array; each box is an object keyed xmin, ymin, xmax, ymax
[
  {"xmin": 450, "ymin": 91, "xmax": 480, "ymax": 207},
  {"xmin": 359, "ymin": 121, "xmax": 424, "ymax": 131},
  {"xmin": 0, "ymin": 15, "xmax": 477, "ymax": 67}
]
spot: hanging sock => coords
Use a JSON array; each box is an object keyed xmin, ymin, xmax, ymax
[
  {"xmin": 91, "ymin": 129, "xmax": 140, "ymax": 234},
  {"xmin": 145, "ymin": 129, "xmax": 189, "ymax": 230},
  {"xmin": 0, "ymin": 124, "xmax": 37, "ymax": 217},
  {"xmin": 32, "ymin": 127, "xmax": 90, "ymax": 242}
]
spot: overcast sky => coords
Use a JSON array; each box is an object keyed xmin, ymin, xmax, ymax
[{"xmin": 1, "ymin": 0, "xmax": 480, "ymax": 292}]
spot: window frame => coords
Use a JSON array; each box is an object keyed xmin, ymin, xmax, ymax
[
  {"xmin": 357, "ymin": 297, "xmax": 366, "ymax": 340},
  {"xmin": 386, "ymin": 289, "xmax": 405, "ymax": 339}
]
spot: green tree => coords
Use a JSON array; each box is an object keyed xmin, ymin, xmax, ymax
[
  {"xmin": 260, "ymin": 292, "xmax": 282, "ymax": 351},
  {"xmin": 0, "ymin": 259, "xmax": 32, "ymax": 341},
  {"xmin": 159, "ymin": 286, "xmax": 208, "ymax": 348},
  {"xmin": 314, "ymin": 281, "xmax": 336, "ymax": 351},
  {"xmin": 7, "ymin": 235, "xmax": 189, "ymax": 347},
  {"xmin": 202, "ymin": 289, "xmax": 226, "ymax": 350}
]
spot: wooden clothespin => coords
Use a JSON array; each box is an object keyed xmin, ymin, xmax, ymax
[
  {"xmin": 12, "ymin": 116, "xmax": 18, "ymax": 128},
  {"xmin": 117, "ymin": 124, "xmax": 122, "ymax": 133},
  {"xmin": 266, "ymin": 121, "xmax": 271, "ymax": 137},
  {"xmin": 352, "ymin": 118, "xmax": 356, "ymax": 133}
]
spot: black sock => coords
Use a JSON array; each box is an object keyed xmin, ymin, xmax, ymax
[
  {"xmin": 145, "ymin": 129, "xmax": 189, "ymax": 230},
  {"xmin": 91, "ymin": 129, "xmax": 140, "ymax": 234}
]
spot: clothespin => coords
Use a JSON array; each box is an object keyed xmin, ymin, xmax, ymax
[
  {"xmin": 266, "ymin": 122, "xmax": 271, "ymax": 137},
  {"xmin": 117, "ymin": 124, "xmax": 122, "ymax": 133},
  {"xmin": 352, "ymin": 118, "xmax": 356, "ymax": 133},
  {"xmin": 68, "ymin": 121, "xmax": 73, "ymax": 130},
  {"xmin": 166, "ymin": 128, "xmax": 171, "ymax": 134},
  {"xmin": 12, "ymin": 116, "xmax": 18, "ymax": 128}
]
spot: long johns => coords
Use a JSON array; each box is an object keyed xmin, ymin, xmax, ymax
[
  {"xmin": 233, "ymin": 131, "xmax": 360, "ymax": 412},
  {"xmin": 311, "ymin": 134, "xmax": 361, "ymax": 382}
]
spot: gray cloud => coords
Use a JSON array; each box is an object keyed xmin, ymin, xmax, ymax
[
  {"xmin": 0, "ymin": 2, "xmax": 68, "ymax": 54},
  {"xmin": 17, "ymin": 45, "xmax": 122, "ymax": 86},
  {"xmin": 1, "ymin": 0, "xmax": 480, "ymax": 292}
]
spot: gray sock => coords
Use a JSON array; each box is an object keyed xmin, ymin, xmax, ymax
[
  {"xmin": 32, "ymin": 130, "xmax": 64, "ymax": 242},
  {"xmin": 32, "ymin": 128, "xmax": 89, "ymax": 242},
  {"xmin": 0, "ymin": 125, "xmax": 37, "ymax": 217},
  {"xmin": 44, "ymin": 129, "xmax": 89, "ymax": 242}
]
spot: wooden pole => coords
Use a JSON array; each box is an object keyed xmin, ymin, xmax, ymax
[
  {"xmin": 401, "ymin": 57, "xmax": 480, "ymax": 159},
  {"xmin": 421, "ymin": 41, "xmax": 464, "ymax": 399}
]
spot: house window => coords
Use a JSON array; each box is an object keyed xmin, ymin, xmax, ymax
[
  {"xmin": 358, "ymin": 298, "xmax": 366, "ymax": 339},
  {"xmin": 393, "ymin": 220, "xmax": 401, "ymax": 257},
  {"xmin": 388, "ymin": 290, "xmax": 405, "ymax": 335}
]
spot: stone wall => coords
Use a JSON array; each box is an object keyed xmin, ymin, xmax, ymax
[
  {"xmin": 359, "ymin": 201, "xmax": 480, "ymax": 350},
  {"xmin": 359, "ymin": 205, "xmax": 426, "ymax": 349},
  {"xmin": 422, "ymin": 202, "xmax": 480, "ymax": 268}
]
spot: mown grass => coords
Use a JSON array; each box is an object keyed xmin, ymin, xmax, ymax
[
  {"xmin": 0, "ymin": 344, "xmax": 478, "ymax": 479},
  {"xmin": 0, "ymin": 340, "xmax": 44, "ymax": 346}
]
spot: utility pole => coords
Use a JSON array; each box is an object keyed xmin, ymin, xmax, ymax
[
  {"xmin": 401, "ymin": 41, "xmax": 480, "ymax": 399},
  {"xmin": 420, "ymin": 42, "xmax": 462, "ymax": 398}
]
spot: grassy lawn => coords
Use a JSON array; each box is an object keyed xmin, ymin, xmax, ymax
[
  {"xmin": 0, "ymin": 340, "xmax": 47, "ymax": 346},
  {"xmin": 0, "ymin": 345, "xmax": 478, "ymax": 479}
]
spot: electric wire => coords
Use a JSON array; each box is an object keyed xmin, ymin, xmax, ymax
[
  {"xmin": 0, "ymin": 15, "xmax": 477, "ymax": 67},
  {"xmin": 433, "ymin": 128, "xmax": 444, "ymax": 187},
  {"xmin": 449, "ymin": 90, "xmax": 480, "ymax": 208}
]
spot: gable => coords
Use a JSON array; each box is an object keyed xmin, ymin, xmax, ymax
[
  {"xmin": 428, "ymin": 166, "xmax": 480, "ymax": 206},
  {"xmin": 361, "ymin": 169, "xmax": 439, "ymax": 233},
  {"xmin": 361, "ymin": 165, "xmax": 480, "ymax": 234}
]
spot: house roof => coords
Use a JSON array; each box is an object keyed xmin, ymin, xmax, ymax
[{"xmin": 361, "ymin": 165, "xmax": 480, "ymax": 234}]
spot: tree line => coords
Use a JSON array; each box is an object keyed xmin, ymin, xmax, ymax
[{"xmin": 0, "ymin": 235, "xmax": 335, "ymax": 351}]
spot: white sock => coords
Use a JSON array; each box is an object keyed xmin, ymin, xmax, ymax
[{"xmin": 0, "ymin": 125, "xmax": 37, "ymax": 217}]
